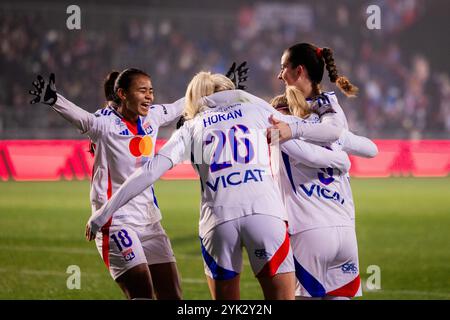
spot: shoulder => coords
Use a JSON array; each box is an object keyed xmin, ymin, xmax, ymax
[
  {"xmin": 309, "ymin": 91, "xmax": 339, "ymax": 117},
  {"xmin": 150, "ymin": 104, "xmax": 169, "ymax": 115},
  {"xmin": 93, "ymin": 106, "xmax": 114, "ymax": 117},
  {"xmin": 92, "ymin": 108, "xmax": 123, "ymax": 130}
]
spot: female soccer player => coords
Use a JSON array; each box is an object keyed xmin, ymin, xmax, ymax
[
  {"xmin": 89, "ymin": 71, "xmax": 120, "ymax": 211},
  {"xmin": 269, "ymin": 42, "xmax": 364, "ymax": 145},
  {"xmin": 271, "ymin": 87, "xmax": 377, "ymax": 299},
  {"xmin": 29, "ymin": 69, "xmax": 183, "ymax": 300},
  {"xmin": 86, "ymin": 72, "xmax": 306, "ymax": 300},
  {"xmin": 86, "ymin": 71, "xmax": 365, "ymax": 300}
]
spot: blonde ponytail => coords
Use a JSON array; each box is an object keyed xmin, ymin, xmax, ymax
[{"xmin": 184, "ymin": 71, "xmax": 235, "ymax": 120}]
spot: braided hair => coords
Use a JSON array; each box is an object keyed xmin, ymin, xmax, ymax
[{"xmin": 286, "ymin": 43, "xmax": 358, "ymax": 97}]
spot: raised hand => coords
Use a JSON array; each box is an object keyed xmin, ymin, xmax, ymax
[
  {"xmin": 29, "ymin": 73, "xmax": 57, "ymax": 106},
  {"xmin": 225, "ymin": 61, "xmax": 249, "ymax": 90}
]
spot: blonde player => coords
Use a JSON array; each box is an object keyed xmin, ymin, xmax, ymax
[
  {"xmin": 29, "ymin": 69, "xmax": 183, "ymax": 300},
  {"xmin": 271, "ymin": 88, "xmax": 377, "ymax": 299},
  {"xmin": 85, "ymin": 70, "xmax": 362, "ymax": 300}
]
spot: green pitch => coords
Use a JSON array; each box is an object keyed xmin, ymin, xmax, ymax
[{"xmin": 0, "ymin": 178, "xmax": 449, "ymax": 300}]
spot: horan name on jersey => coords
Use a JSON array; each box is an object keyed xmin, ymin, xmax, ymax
[{"xmin": 202, "ymin": 107, "xmax": 243, "ymax": 128}]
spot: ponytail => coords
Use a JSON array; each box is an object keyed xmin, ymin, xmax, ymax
[
  {"xmin": 103, "ymin": 71, "xmax": 120, "ymax": 105},
  {"xmin": 185, "ymin": 71, "xmax": 235, "ymax": 120},
  {"xmin": 285, "ymin": 86, "xmax": 311, "ymax": 118},
  {"xmin": 321, "ymin": 47, "xmax": 359, "ymax": 97}
]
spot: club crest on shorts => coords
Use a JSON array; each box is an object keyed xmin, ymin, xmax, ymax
[{"xmin": 122, "ymin": 248, "xmax": 136, "ymax": 262}]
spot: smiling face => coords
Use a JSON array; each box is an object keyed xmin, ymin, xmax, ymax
[
  {"xmin": 278, "ymin": 51, "xmax": 299, "ymax": 86},
  {"xmin": 118, "ymin": 74, "xmax": 154, "ymax": 119}
]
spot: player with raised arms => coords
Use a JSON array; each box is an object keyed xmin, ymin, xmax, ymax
[
  {"xmin": 28, "ymin": 69, "xmax": 183, "ymax": 300},
  {"xmin": 85, "ymin": 67, "xmax": 370, "ymax": 299}
]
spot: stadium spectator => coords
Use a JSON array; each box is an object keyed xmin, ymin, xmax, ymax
[{"xmin": 1, "ymin": 0, "xmax": 448, "ymax": 139}]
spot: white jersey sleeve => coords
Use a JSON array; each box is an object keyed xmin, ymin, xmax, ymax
[
  {"xmin": 88, "ymin": 154, "xmax": 173, "ymax": 234},
  {"xmin": 281, "ymin": 139, "xmax": 351, "ymax": 173},
  {"xmin": 288, "ymin": 119, "xmax": 343, "ymax": 143},
  {"xmin": 53, "ymin": 93, "xmax": 110, "ymax": 142},
  {"xmin": 288, "ymin": 91, "xmax": 350, "ymax": 143},
  {"xmin": 151, "ymin": 97, "xmax": 185, "ymax": 127},
  {"xmin": 157, "ymin": 121, "xmax": 192, "ymax": 165},
  {"xmin": 310, "ymin": 91, "xmax": 347, "ymax": 129},
  {"xmin": 338, "ymin": 129, "xmax": 378, "ymax": 158},
  {"xmin": 53, "ymin": 93, "xmax": 96, "ymax": 134}
]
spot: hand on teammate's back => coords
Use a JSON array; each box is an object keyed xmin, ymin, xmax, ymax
[
  {"xmin": 29, "ymin": 73, "xmax": 57, "ymax": 106},
  {"xmin": 267, "ymin": 114, "xmax": 293, "ymax": 144},
  {"xmin": 225, "ymin": 61, "xmax": 249, "ymax": 90}
]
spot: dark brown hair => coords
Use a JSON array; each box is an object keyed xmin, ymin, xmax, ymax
[
  {"xmin": 114, "ymin": 68, "xmax": 150, "ymax": 95},
  {"xmin": 103, "ymin": 71, "xmax": 120, "ymax": 105},
  {"xmin": 286, "ymin": 43, "xmax": 358, "ymax": 97}
]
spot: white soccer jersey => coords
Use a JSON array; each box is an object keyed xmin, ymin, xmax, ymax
[
  {"xmin": 308, "ymin": 91, "xmax": 348, "ymax": 131},
  {"xmin": 280, "ymin": 92, "xmax": 357, "ymax": 235},
  {"xmin": 90, "ymin": 89, "xmax": 317, "ymax": 237},
  {"xmin": 160, "ymin": 90, "xmax": 291, "ymax": 237},
  {"xmin": 53, "ymin": 94, "xmax": 184, "ymax": 227},
  {"xmin": 87, "ymin": 90, "xmax": 366, "ymax": 237},
  {"xmin": 90, "ymin": 105, "xmax": 115, "ymax": 212},
  {"xmin": 310, "ymin": 92, "xmax": 378, "ymax": 157},
  {"xmin": 280, "ymin": 142, "xmax": 355, "ymax": 234}
]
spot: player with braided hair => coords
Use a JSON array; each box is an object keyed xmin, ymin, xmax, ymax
[
  {"xmin": 267, "ymin": 43, "xmax": 378, "ymax": 299},
  {"xmin": 271, "ymin": 87, "xmax": 377, "ymax": 300},
  {"xmin": 269, "ymin": 43, "xmax": 361, "ymax": 144}
]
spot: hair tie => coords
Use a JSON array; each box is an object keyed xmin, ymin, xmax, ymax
[{"xmin": 316, "ymin": 47, "xmax": 322, "ymax": 58}]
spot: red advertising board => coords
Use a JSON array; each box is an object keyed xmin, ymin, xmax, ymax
[{"xmin": 0, "ymin": 140, "xmax": 449, "ymax": 181}]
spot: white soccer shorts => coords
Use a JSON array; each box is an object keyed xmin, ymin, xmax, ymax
[
  {"xmin": 290, "ymin": 226, "xmax": 362, "ymax": 298},
  {"xmin": 95, "ymin": 221, "xmax": 176, "ymax": 280},
  {"xmin": 200, "ymin": 214, "xmax": 294, "ymax": 280}
]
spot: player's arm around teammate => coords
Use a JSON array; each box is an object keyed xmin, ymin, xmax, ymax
[
  {"xmin": 272, "ymin": 88, "xmax": 378, "ymax": 159},
  {"xmin": 88, "ymin": 72, "xmax": 297, "ymax": 300},
  {"xmin": 269, "ymin": 87, "xmax": 375, "ymax": 300},
  {"xmin": 269, "ymin": 43, "xmax": 376, "ymax": 151}
]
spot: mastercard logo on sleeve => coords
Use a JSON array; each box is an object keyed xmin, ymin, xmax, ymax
[{"xmin": 129, "ymin": 136, "xmax": 153, "ymax": 157}]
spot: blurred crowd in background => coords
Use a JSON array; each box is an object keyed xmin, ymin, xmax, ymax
[{"xmin": 1, "ymin": 0, "xmax": 449, "ymax": 139}]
